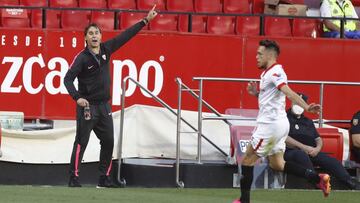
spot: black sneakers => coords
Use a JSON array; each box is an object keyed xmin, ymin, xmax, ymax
[
  {"xmin": 68, "ymin": 176, "xmax": 81, "ymax": 187},
  {"xmin": 96, "ymin": 175, "xmax": 118, "ymax": 188},
  {"xmin": 345, "ymin": 178, "xmax": 360, "ymax": 190},
  {"xmin": 68, "ymin": 175, "xmax": 118, "ymax": 188}
]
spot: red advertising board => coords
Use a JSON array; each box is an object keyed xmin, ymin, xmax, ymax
[
  {"xmin": 1, "ymin": 29, "xmax": 360, "ymax": 121},
  {"xmin": 0, "ymin": 29, "xmax": 244, "ymax": 119}
]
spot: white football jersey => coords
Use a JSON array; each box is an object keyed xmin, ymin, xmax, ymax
[{"xmin": 257, "ymin": 64, "xmax": 287, "ymax": 123}]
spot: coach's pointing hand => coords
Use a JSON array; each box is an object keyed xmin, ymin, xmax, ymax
[{"xmin": 145, "ymin": 5, "xmax": 158, "ymax": 22}]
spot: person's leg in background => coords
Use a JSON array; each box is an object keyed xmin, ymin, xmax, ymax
[
  {"xmin": 323, "ymin": 31, "xmax": 340, "ymax": 38},
  {"xmin": 344, "ymin": 31, "xmax": 360, "ymax": 39},
  {"xmin": 311, "ymin": 152, "xmax": 356, "ymax": 189},
  {"xmin": 284, "ymin": 149, "xmax": 315, "ymax": 171},
  {"xmin": 269, "ymin": 151, "xmax": 331, "ymax": 197}
]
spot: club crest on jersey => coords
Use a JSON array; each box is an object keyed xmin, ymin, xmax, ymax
[
  {"xmin": 102, "ymin": 54, "xmax": 106, "ymax": 60},
  {"xmin": 353, "ymin": 119, "xmax": 358, "ymax": 126}
]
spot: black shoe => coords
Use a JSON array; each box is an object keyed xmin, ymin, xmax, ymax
[
  {"xmin": 68, "ymin": 176, "xmax": 82, "ymax": 187},
  {"xmin": 96, "ymin": 175, "xmax": 118, "ymax": 188}
]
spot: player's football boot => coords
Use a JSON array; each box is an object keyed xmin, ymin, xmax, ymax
[{"xmin": 316, "ymin": 173, "xmax": 331, "ymax": 197}]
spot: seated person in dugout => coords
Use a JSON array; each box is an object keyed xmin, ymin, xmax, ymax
[
  {"xmin": 320, "ymin": 0, "xmax": 360, "ymax": 39},
  {"xmin": 284, "ymin": 93, "xmax": 357, "ymax": 189},
  {"xmin": 350, "ymin": 110, "xmax": 360, "ymax": 162}
]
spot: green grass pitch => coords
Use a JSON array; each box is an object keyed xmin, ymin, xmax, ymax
[{"xmin": 0, "ymin": 185, "xmax": 359, "ymax": 203}]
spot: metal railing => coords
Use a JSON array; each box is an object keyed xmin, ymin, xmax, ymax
[
  {"xmin": 117, "ymin": 76, "xmax": 227, "ymax": 187},
  {"xmin": 175, "ymin": 77, "xmax": 232, "ymax": 187},
  {"xmin": 117, "ymin": 76, "xmax": 175, "ymax": 187},
  {"xmin": 190, "ymin": 77, "xmax": 360, "ymax": 163}
]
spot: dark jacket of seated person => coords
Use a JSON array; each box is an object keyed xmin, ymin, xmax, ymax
[
  {"xmin": 284, "ymin": 94, "xmax": 356, "ymax": 190},
  {"xmin": 350, "ymin": 110, "xmax": 360, "ymax": 162}
]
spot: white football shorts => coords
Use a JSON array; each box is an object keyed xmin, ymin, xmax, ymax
[{"xmin": 251, "ymin": 118, "xmax": 290, "ymax": 157}]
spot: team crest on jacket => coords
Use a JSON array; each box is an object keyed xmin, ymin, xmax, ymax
[
  {"xmin": 102, "ymin": 54, "xmax": 106, "ymax": 60},
  {"xmin": 295, "ymin": 124, "xmax": 299, "ymax": 130},
  {"xmin": 353, "ymin": 119, "xmax": 358, "ymax": 126}
]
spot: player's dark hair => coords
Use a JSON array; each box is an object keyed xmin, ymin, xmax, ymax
[
  {"xmin": 259, "ymin": 39, "xmax": 280, "ymax": 56},
  {"xmin": 84, "ymin": 23, "xmax": 102, "ymax": 36}
]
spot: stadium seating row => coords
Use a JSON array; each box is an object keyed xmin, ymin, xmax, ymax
[
  {"xmin": 0, "ymin": 8, "xmax": 321, "ymax": 37},
  {"xmin": 0, "ymin": 0, "xmax": 292, "ymax": 14},
  {"xmin": 2, "ymin": 0, "xmax": 360, "ymax": 13}
]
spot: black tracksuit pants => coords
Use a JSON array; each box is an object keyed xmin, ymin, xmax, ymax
[
  {"xmin": 284, "ymin": 149, "xmax": 352, "ymax": 187},
  {"xmin": 69, "ymin": 102, "xmax": 114, "ymax": 177}
]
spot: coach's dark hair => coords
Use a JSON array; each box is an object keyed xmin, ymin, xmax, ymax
[
  {"xmin": 259, "ymin": 39, "xmax": 280, "ymax": 56},
  {"xmin": 84, "ymin": 23, "xmax": 102, "ymax": 36}
]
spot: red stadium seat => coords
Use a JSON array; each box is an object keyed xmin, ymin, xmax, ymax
[
  {"xmin": 353, "ymin": 0, "xmax": 360, "ymax": 6},
  {"xmin": 137, "ymin": 0, "xmax": 166, "ymax": 11},
  {"xmin": 149, "ymin": 13, "xmax": 178, "ymax": 31},
  {"xmin": 194, "ymin": 0, "xmax": 222, "ymax": 13},
  {"xmin": 61, "ymin": 10, "xmax": 90, "ymax": 30},
  {"xmin": 0, "ymin": 0, "xmax": 19, "ymax": 6},
  {"xmin": 108, "ymin": 0, "xmax": 136, "ymax": 9},
  {"xmin": 178, "ymin": 14, "xmax": 207, "ymax": 33},
  {"xmin": 91, "ymin": 11, "xmax": 114, "ymax": 30},
  {"xmin": 20, "ymin": 0, "xmax": 47, "ymax": 7},
  {"xmin": 31, "ymin": 9, "xmax": 61, "ymax": 29},
  {"xmin": 49, "ymin": 0, "xmax": 78, "ymax": 8},
  {"xmin": 1, "ymin": 8, "xmax": 30, "ymax": 28},
  {"xmin": 264, "ymin": 17, "xmax": 292, "ymax": 37},
  {"xmin": 119, "ymin": 12, "xmax": 149, "ymax": 30},
  {"xmin": 225, "ymin": 108, "xmax": 258, "ymax": 162},
  {"xmin": 79, "ymin": 0, "xmax": 107, "ymax": 9},
  {"xmin": 166, "ymin": 0, "xmax": 194, "ymax": 12},
  {"xmin": 236, "ymin": 16, "xmax": 260, "ymax": 36},
  {"xmin": 45, "ymin": 9, "xmax": 61, "ymax": 28},
  {"xmin": 30, "ymin": 9, "xmax": 42, "ymax": 28},
  {"xmin": 252, "ymin": 0, "xmax": 264, "ymax": 14},
  {"xmin": 317, "ymin": 128, "xmax": 344, "ymax": 162},
  {"xmin": 292, "ymin": 18, "xmax": 321, "ymax": 38},
  {"xmin": 207, "ymin": 15, "xmax": 235, "ymax": 35},
  {"xmin": 149, "ymin": 14, "xmax": 179, "ymax": 31},
  {"xmin": 223, "ymin": 0, "xmax": 251, "ymax": 14}
]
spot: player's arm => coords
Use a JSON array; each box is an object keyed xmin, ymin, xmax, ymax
[
  {"xmin": 280, "ymin": 85, "xmax": 321, "ymax": 114},
  {"xmin": 104, "ymin": 5, "xmax": 158, "ymax": 54}
]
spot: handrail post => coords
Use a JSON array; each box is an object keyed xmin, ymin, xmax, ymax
[
  {"xmin": 319, "ymin": 83, "xmax": 324, "ymax": 128},
  {"xmin": 175, "ymin": 78, "xmax": 184, "ymax": 188},
  {"xmin": 197, "ymin": 79, "xmax": 203, "ymax": 164},
  {"xmin": 340, "ymin": 18, "xmax": 345, "ymax": 39},
  {"xmin": 117, "ymin": 77, "xmax": 127, "ymax": 187}
]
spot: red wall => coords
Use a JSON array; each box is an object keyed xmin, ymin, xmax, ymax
[{"xmin": 0, "ymin": 28, "xmax": 359, "ymax": 121}]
